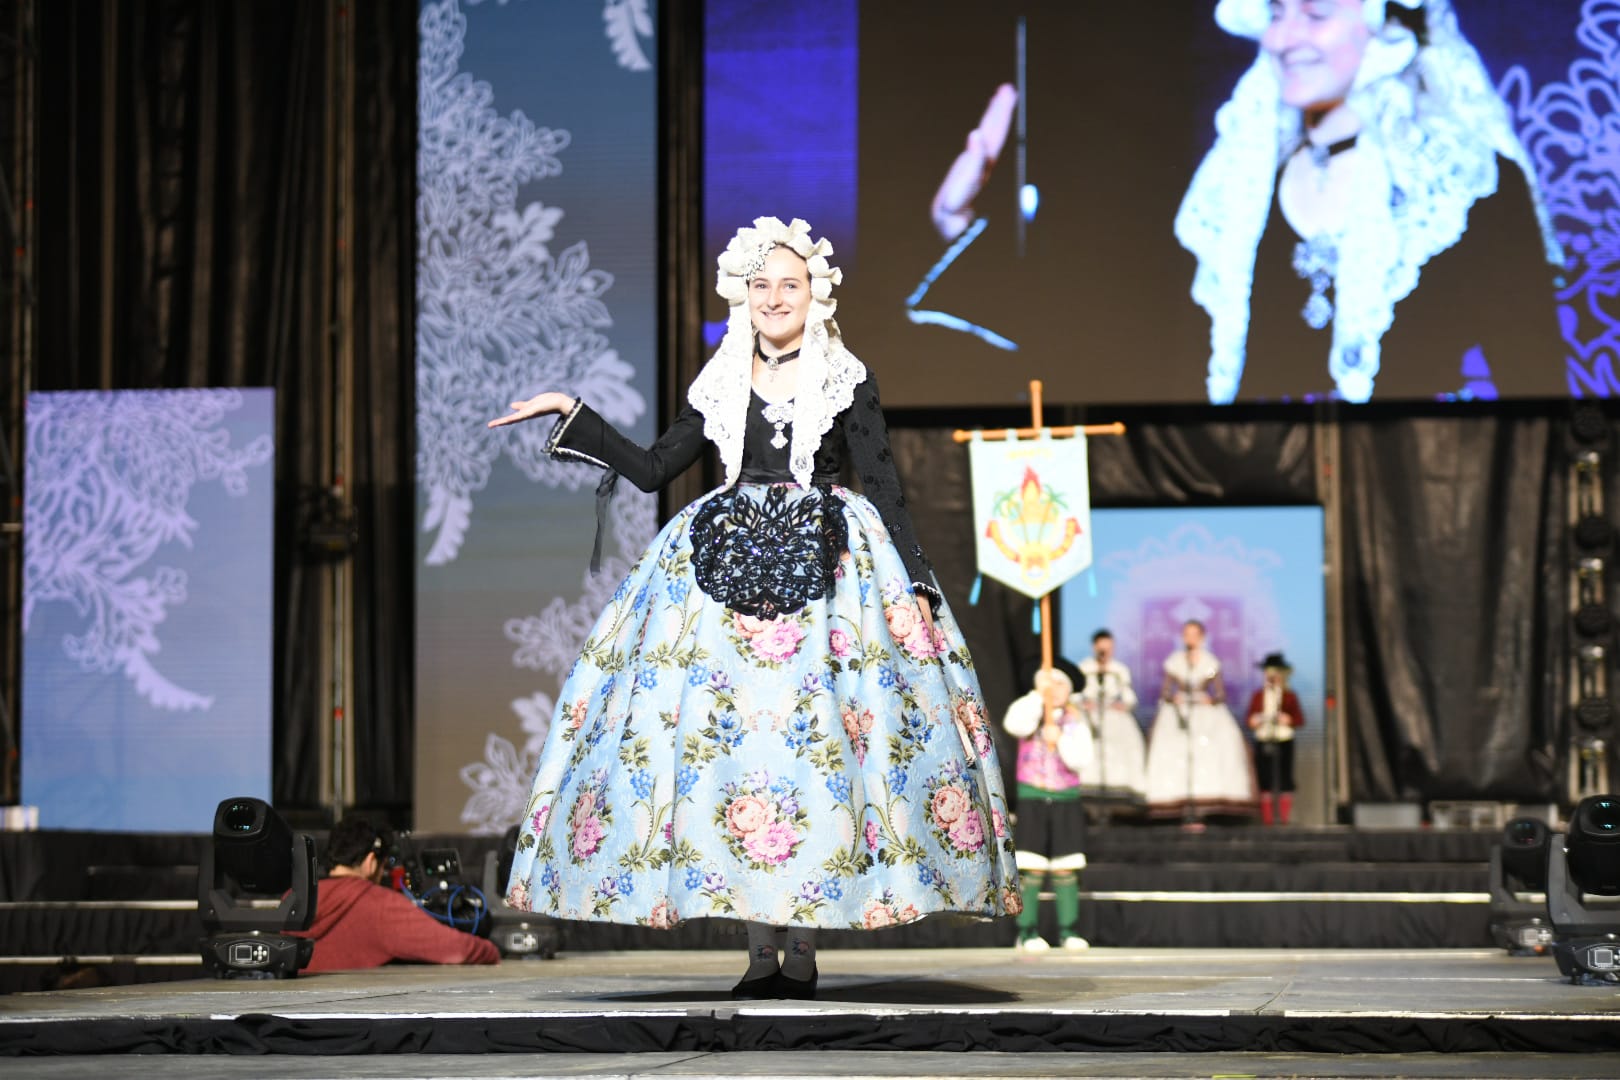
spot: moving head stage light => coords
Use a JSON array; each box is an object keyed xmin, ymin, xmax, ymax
[
  {"xmin": 198, "ymin": 797, "xmax": 318, "ymax": 978},
  {"xmin": 1548, "ymin": 795, "xmax": 1620, "ymax": 983},
  {"xmin": 481, "ymin": 825, "xmax": 558, "ymax": 959},
  {"xmin": 1490, "ymin": 816, "xmax": 1555, "ymax": 955}
]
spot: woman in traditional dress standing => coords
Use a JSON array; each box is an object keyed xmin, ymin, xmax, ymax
[
  {"xmin": 1143, "ymin": 620, "xmax": 1257, "ymax": 819},
  {"xmin": 488, "ymin": 217, "xmax": 1020, "ymax": 999}
]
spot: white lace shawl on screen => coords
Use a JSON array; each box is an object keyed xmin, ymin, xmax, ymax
[
  {"xmin": 689, "ymin": 216, "xmax": 866, "ymax": 489},
  {"xmin": 1175, "ymin": 0, "xmax": 1561, "ymax": 403}
]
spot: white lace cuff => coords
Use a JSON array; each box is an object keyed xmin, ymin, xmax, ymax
[
  {"xmin": 912, "ymin": 580, "xmax": 943, "ymax": 607},
  {"xmin": 544, "ymin": 398, "xmax": 608, "ymax": 469}
]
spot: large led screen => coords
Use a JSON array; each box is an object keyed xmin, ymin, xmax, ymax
[
  {"xmin": 415, "ymin": 0, "xmax": 659, "ymax": 832},
  {"xmin": 706, "ymin": 0, "xmax": 1620, "ymax": 407},
  {"xmin": 22, "ymin": 389, "xmax": 275, "ymax": 831}
]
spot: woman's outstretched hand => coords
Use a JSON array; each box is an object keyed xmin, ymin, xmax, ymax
[
  {"xmin": 488, "ymin": 391, "xmax": 578, "ymax": 429},
  {"xmin": 931, "ymin": 83, "xmax": 1018, "ymax": 242}
]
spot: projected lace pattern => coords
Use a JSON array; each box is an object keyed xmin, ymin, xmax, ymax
[
  {"xmin": 417, "ymin": 0, "xmax": 649, "ymax": 567},
  {"xmin": 1501, "ymin": 0, "xmax": 1620, "ymax": 397},
  {"xmin": 22, "ymin": 390, "xmax": 273, "ymax": 712}
]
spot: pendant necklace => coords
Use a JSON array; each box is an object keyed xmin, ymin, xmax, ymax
[
  {"xmin": 756, "ymin": 335, "xmax": 801, "ymax": 449},
  {"xmin": 756, "ymin": 335, "xmax": 801, "ymax": 381},
  {"xmin": 1291, "ymin": 133, "xmax": 1358, "ymax": 330},
  {"xmin": 1303, "ymin": 132, "xmax": 1358, "ymax": 171}
]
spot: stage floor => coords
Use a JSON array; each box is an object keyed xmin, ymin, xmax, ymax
[{"xmin": 4, "ymin": 948, "xmax": 1619, "ymax": 1073}]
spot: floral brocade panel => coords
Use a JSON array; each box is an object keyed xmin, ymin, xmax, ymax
[{"xmin": 505, "ymin": 483, "xmax": 1021, "ymax": 930}]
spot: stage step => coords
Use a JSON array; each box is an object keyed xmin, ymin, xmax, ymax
[{"xmin": 0, "ymin": 826, "xmax": 1509, "ymax": 991}]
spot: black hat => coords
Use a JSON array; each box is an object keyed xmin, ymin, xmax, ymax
[
  {"xmin": 1024, "ymin": 655, "xmax": 1086, "ymax": 693},
  {"xmin": 1258, "ymin": 652, "xmax": 1293, "ymax": 672}
]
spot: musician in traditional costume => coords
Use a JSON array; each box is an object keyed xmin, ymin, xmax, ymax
[
  {"xmin": 1246, "ymin": 652, "xmax": 1307, "ymax": 825},
  {"xmin": 1002, "ymin": 659, "xmax": 1092, "ymax": 951}
]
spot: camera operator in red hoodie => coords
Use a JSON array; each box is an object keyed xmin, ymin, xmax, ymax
[{"xmin": 292, "ymin": 815, "xmax": 499, "ymax": 973}]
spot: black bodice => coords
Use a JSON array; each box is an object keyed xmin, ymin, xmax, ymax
[
  {"xmin": 737, "ymin": 390, "xmax": 843, "ymax": 485},
  {"xmin": 1241, "ymin": 157, "xmax": 1565, "ymax": 402},
  {"xmin": 546, "ymin": 369, "xmax": 938, "ymax": 599}
]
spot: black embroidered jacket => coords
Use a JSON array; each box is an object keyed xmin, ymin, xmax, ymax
[{"xmin": 546, "ymin": 369, "xmax": 941, "ymax": 606}]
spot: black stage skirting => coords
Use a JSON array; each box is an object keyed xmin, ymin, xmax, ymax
[
  {"xmin": 7, "ymin": 1009, "xmax": 1620, "ymax": 1057},
  {"xmin": 7, "ymin": 949, "xmax": 1617, "ymax": 1058}
]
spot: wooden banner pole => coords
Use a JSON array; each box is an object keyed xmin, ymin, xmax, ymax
[{"xmin": 1029, "ymin": 382, "xmax": 1055, "ymax": 672}]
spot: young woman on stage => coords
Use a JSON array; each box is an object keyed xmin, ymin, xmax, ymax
[
  {"xmin": 487, "ymin": 217, "xmax": 1020, "ymax": 999},
  {"xmin": 1143, "ymin": 620, "xmax": 1257, "ymax": 819}
]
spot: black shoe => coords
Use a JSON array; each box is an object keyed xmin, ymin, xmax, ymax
[
  {"xmin": 730, "ymin": 970, "xmax": 780, "ymax": 1000},
  {"xmin": 776, "ymin": 965, "xmax": 817, "ymax": 1000}
]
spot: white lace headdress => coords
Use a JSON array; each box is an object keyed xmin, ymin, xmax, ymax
[
  {"xmin": 689, "ymin": 216, "xmax": 867, "ymax": 489},
  {"xmin": 1175, "ymin": 0, "xmax": 1561, "ymax": 402}
]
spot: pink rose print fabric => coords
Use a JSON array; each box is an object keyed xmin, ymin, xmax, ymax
[{"xmin": 505, "ymin": 483, "xmax": 1020, "ymax": 929}]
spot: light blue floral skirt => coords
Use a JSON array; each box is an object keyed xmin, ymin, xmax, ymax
[{"xmin": 504, "ymin": 483, "xmax": 1022, "ymax": 930}]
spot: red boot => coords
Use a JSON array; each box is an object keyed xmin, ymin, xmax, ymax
[
  {"xmin": 1259, "ymin": 793, "xmax": 1274, "ymax": 826},
  {"xmin": 1279, "ymin": 793, "xmax": 1294, "ymax": 825}
]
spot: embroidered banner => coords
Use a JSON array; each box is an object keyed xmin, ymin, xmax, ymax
[{"xmin": 968, "ymin": 433, "xmax": 1091, "ymax": 600}]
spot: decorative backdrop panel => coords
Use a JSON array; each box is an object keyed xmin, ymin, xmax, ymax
[
  {"xmin": 415, "ymin": 0, "xmax": 659, "ymax": 832},
  {"xmin": 1058, "ymin": 507, "xmax": 1328, "ymax": 821},
  {"xmin": 22, "ymin": 389, "xmax": 275, "ymax": 831}
]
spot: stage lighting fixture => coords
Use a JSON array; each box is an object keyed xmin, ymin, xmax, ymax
[
  {"xmin": 1570, "ymin": 403, "xmax": 1609, "ymax": 446},
  {"xmin": 1490, "ymin": 817, "xmax": 1555, "ymax": 954},
  {"xmin": 1574, "ymin": 604, "xmax": 1613, "ymax": 638},
  {"xmin": 1574, "ymin": 515, "xmax": 1613, "ymax": 552},
  {"xmin": 481, "ymin": 825, "xmax": 559, "ymax": 959},
  {"xmin": 1575, "ymin": 698, "xmax": 1614, "ymax": 737},
  {"xmin": 1548, "ymin": 796, "xmax": 1620, "ymax": 983},
  {"xmin": 1567, "ymin": 795, "xmax": 1620, "ymax": 895},
  {"xmin": 198, "ymin": 797, "xmax": 318, "ymax": 978},
  {"xmin": 1573, "ymin": 452, "xmax": 1612, "ymax": 553}
]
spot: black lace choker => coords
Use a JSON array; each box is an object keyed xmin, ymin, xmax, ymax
[
  {"xmin": 1302, "ymin": 133, "xmax": 1359, "ymax": 168},
  {"xmin": 755, "ymin": 335, "xmax": 801, "ymax": 370}
]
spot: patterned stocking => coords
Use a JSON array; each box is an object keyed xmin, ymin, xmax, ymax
[
  {"xmin": 744, "ymin": 921, "xmax": 780, "ymax": 980},
  {"xmin": 781, "ymin": 927, "xmax": 817, "ymax": 980}
]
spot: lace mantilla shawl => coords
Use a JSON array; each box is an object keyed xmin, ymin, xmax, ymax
[
  {"xmin": 689, "ymin": 217, "xmax": 866, "ymax": 489},
  {"xmin": 1176, "ymin": 0, "xmax": 1561, "ymax": 402}
]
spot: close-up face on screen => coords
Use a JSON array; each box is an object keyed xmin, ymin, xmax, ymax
[{"xmin": 704, "ymin": 0, "xmax": 1619, "ymax": 408}]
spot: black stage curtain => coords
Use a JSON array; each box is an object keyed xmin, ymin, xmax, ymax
[
  {"xmin": 33, "ymin": 1, "xmax": 416, "ymax": 813},
  {"xmin": 1342, "ymin": 414, "xmax": 1569, "ymax": 803}
]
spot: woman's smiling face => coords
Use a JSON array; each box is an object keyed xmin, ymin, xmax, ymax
[
  {"xmin": 748, "ymin": 246, "xmax": 811, "ymax": 348},
  {"xmin": 1261, "ymin": 0, "xmax": 1374, "ymax": 110}
]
